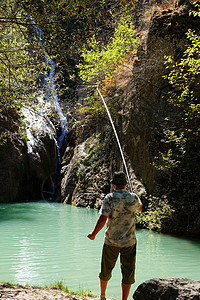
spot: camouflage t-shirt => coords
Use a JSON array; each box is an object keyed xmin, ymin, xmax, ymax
[{"xmin": 99, "ymin": 189, "xmax": 140, "ymax": 247}]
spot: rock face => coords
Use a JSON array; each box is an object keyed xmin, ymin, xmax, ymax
[
  {"xmin": 21, "ymin": 102, "xmax": 58, "ymax": 201},
  {"xmin": 0, "ymin": 99, "xmax": 58, "ymax": 202},
  {"xmin": 0, "ymin": 137, "xmax": 24, "ymax": 202},
  {"xmin": 133, "ymin": 278, "xmax": 200, "ymax": 300},
  {"xmin": 123, "ymin": 1, "xmax": 200, "ymax": 194},
  {"xmin": 121, "ymin": 0, "xmax": 200, "ymax": 236},
  {"xmin": 60, "ymin": 133, "xmax": 111, "ymax": 208},
  {"xmin": 0, "ymin": 106, "xmax": 25, "ymax": 202}
]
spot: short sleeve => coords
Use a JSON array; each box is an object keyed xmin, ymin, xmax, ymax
[{"xmin": 99, "ymin": 194, "xmax": 112, "ymax": 217}]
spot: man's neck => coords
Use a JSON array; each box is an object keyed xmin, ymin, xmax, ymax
[{"xmin": 113, "ymin": 185, "xmax": 126, "ymax": 190}]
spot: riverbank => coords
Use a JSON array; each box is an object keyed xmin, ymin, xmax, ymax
[{"xmin": 0, "ymin": 283, "xmax": 97, "ymax": 300}]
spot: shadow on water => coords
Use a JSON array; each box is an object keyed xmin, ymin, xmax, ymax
[
  {"xmin": 155, "ymin": 230, "xmax": 200, "ymax": 249},
  {"xmin": 0, "ymin": 201, "xmax": 49, "ymax": 222}
]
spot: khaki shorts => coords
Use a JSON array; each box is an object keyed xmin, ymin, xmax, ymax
[{"xmin": 99, "ymin": 242, "xmax": 137, "ymax": 284}]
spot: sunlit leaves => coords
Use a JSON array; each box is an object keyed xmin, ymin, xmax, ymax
[
  {"xmin": 0, "ymin": 0, "xmax": 45, "ymax": 144},
  {"xmin": 189, "ymin": 1, "xmax": 200, "ymax": 17},
  {"xmin": 158, "ymin": 4, "xmax": 200, "ymax": 172},
  {"xmin": 164, "ymin": 28, "xmax": 200, "ymax": 123},
  {"xmin": 136, "ymin": 194, "xmax": 174, "ymax": 231},
  {"xmin": 77, "ymin": 15, "xmax": 138, "ymax": 86}
]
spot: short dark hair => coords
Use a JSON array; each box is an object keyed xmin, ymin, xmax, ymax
[{"xmin": 111, "ymin": 171, "xmax": 127, "ymax": 186}]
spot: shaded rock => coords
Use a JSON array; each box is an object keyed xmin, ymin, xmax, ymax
[
  {"xmin": 0, "ymin": 106, "xmax": 25, "ymax": 202},
  {"xmin": 123, "ymin": 0, "xmax": 200, "ymax": 194},
  {"xmin": 133, "ymin": 278, "xmax": 200, "ymax": 300},
  {"xmin": 0, "ymin": 138, "xmax": 24, "ymax": 202},
  {"xmin": 121, "ymin": 0, "xmax": 200, "ymax": 236},
  {"xmin": 21, "ymin": 101, "xmax": 58, "ymax": 201},
  {"xmin": 148, "ymin": 2, "xmax": 199, "ymax": 43},
  {"xmin": 0, "ymin": 99, "xmax": 58, "ymax": 202},
  {"xmin": 60, "ymin": 141, "xmax": 86, "ymax": 205},
  {"xmin": 60, "ymin": 134, "xmax": 111, "ymax": 208}
]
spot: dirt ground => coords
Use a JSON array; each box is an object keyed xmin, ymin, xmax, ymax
[{"xmin": 0, "ymin": 283, "xmax": 95, "ymax": 300}]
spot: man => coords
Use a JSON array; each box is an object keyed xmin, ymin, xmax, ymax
[{"xmin": 88, "ymin": 171, "xmax": 142, "ymax": 300}]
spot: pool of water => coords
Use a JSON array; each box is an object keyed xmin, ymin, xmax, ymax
[{"xmin": 0, "ymin": 201, "xmax": 199, "ymax": 299}]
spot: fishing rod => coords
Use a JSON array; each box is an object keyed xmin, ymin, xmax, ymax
[{"xmin": 96, "ymin": 87, "xmax": 133, "ymax": 193}]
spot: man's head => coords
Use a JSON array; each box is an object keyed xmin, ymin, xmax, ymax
[{"xmin": 111, "ymin": 171, "xmax": 127, "ymax": 189}]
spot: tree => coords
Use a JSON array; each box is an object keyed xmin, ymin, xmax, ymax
[
  {"xmin": 0, "ymin": 0, "xmax": 46, "ymax": 144},
  {"xmin": 77, "ymin": 15, "xmax": 138, "ymax": 86},
  {"xmin": 75, "ymin": 11, "xmax": 139, "ymax": 132}
]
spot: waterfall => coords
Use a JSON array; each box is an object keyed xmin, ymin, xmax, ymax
[
  {"xmin": 31, "ymin": 20, "xmax": 68, "ymax": 200},
  {"xmin": 32, "ymin": 20, "xmax": 68, "ymax": 149},
  {"xmin": 43, "ymin": 52, "xmax": 68, "ymax": 149}
]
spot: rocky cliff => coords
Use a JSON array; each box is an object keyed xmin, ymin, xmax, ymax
[
  {"xmin": 122, "ymin": 0, "xmax": 200, "ymax": 236},
  {"xmin": 0, "ymin": 98, "xmax": 58, "ymax": 202},
  {"xmin": 123, "ymin": 0, "xmax": 199, "ymax": 193},
  {"xmin": 0, "ymin": 107, "xmax": 25, "ymax": 202},
  {"xmin": 59, "ymin": 130, "xmax": 113, "ymax": 208}
]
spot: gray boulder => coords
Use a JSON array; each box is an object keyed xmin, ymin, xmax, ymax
[{"xmin": 133, "ymin": 278, "xmax": 200, "ymax": 300}]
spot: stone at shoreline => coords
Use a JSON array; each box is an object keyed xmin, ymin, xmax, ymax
[{"xmin": 133, "ymin": 278, "xmax": 200, "ymax": 300}]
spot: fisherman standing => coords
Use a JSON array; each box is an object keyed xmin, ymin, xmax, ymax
[{"xmin": 88, "ymin": 171, "xmax": 142, "ymax": 300}]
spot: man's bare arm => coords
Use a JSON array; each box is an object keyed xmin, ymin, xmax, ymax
[
  {"xmin": 87, "ymin": 215, "xmax": 108, "ymax": 240},
  {"xmin": 137, "ymin": 197, "xmax": 143, "ymax": 212}
]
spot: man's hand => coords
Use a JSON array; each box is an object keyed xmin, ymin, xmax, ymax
[
  {"xmin": 87, "ymin": 233, "xmax": 96, "ymax": 240},
  {"xmin": 87, "ymin": 215, "xmax": 108, "ymax": 241},
  {"xmin": 137, "ymin": 196, "xmax": 143, "ymax": 212}
]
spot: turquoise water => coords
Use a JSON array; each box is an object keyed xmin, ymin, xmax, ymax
[{"xmin": 0, "ymin": 202, "xmax": 200, "ymax": 299}]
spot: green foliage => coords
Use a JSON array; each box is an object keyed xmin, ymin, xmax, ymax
[
  {"xmin": 164, "ymin": 28, "xmax": 200, "ymax": 125},
  {"xmin": 42, "ymin": 280, "xmax": 96, "ymax": 297},
  {"xmin": 75, "ymin": 10, "xmax": 139, "ymax": 134},
  {"xmin": 20, "ymin": 0, "xmax": 122, "ymax": 100},
  {"xmin": 77, "ymin": 163, "xmax": 86, "ymax": 178},
  {"xmin": 152, "ymin": 131, "xmax": 186, "ymax": 170},
  {"xmin": 73, "ymin": 285, "xmax": 95, "ymax": 298},
  {"xmin": 77, "ymin": 15, "xmax": 138, "ymax": 86},
  {"xmin": 189, "ymin": 1, "xmax": 200, "ymax": 18},
  {"xmin": 151, "ymin": 3, "xmax": 200, "ymax": 234},
  {"xmin": 159, "ymin": 4, "xmax": 200, "ymax": 170},
  {"xmin": 0, "ymin": 1, "xmax": 43, "ymax": 100},
  {"xmin": 0, "ymin": 0, "xmax": 139, "ymax": 146},
  {"xmin": 0, "ymin": 0, "xmax": 47, "ymax": 145},
  {"xmin": 136, "ymin": 194, "xmax": 174, "ymax": 231}
]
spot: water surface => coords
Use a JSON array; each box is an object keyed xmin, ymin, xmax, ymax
[{"xmin": 0, "ymin": 202, "xmax": 199, "ymax": 299}]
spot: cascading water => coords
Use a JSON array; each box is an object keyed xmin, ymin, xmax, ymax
[
  {"xmin": 32, "ymin": 21, "xmax": 68, "ymax": 145},
  {"xmin": 32, "ymin": 21, "xmax": 68, "ymax": 199},
  {"xmin": 43, "ymin": 52, "xmax": 68, "ymax": 149}
]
